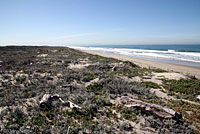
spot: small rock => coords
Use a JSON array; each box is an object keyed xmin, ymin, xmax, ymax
[
  {"xmin": 197, "ymin": 95, "xmax": 200, "ymax": 100},
  {"xmin": 26, "ymin": 126, "xmax": 31, "ymax": 129},
  {"xmin": 47, "ymin": 76, "xmax": 54, "ymax": 81}
]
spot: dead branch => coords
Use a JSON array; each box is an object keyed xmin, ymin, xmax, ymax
[{"xmin": 120, "ymin": 96, "xmax": 181, "ymax": 120}]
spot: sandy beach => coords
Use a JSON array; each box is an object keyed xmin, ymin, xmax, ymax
[{"xmin": 82, "ymin": 50, "xmax": 200, "ymax": 79}]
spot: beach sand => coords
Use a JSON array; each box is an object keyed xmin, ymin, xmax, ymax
[{"xmin": 82, "ymin": 50, "xmax": 200, "ymax": 79}]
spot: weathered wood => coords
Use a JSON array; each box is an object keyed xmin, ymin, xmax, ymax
[
  {"xmin": 66, "ymin": 101, "xmax": 82, "ymax": 109},
  {"xmin": 40, "ymin": 94, "xmax": 81, "ymax": 110},
  {"xmin": 40, "ymin": 94, "xmax": 63, "ymax": 109},
  {"xmin": 120, "ymin": 96, "xmax": 182, "ymax": 120}
]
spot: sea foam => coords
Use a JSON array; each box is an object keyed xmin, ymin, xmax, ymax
[{"xmin": 70, "ymin": 46, "xmax": 200, "ymax": 66}]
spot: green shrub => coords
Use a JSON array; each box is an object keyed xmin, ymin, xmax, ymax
[
  {"xmin": 122, "ymin": 61, "xmax": 138, "ymax": 68},
  {"xmin": 87, "ymin": 83, "xmax": 103, "ymax": 95},
  {"xmin": 163, "ymin": 79, "xmax": 200, "ymax": 96},
  {"xmin": 140, "ymin": 81, "xmax": 161, "ymax": 89},
  {"xmin": 82, "ymin": 72, "xmax": 95, "ymax": 82},
  {"xmin": 150, "ymin": 68, "xmax": 167, "ymax": 73},
  {"xmin": 32, "ymin": 115, "xmax": 46, "ymax": 126},
  {"xmin": 121, "ymin": 108, "xmax": 137, "ymax": 122}
]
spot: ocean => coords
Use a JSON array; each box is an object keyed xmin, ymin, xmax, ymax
[{"xmin": 70, "ymin": 44, "xmax": 200, "ymax": 67}]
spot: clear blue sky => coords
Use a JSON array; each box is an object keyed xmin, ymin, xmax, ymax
[{"xmin": 0, "ymin": 0, "xmax": 200, "ymax": 45}]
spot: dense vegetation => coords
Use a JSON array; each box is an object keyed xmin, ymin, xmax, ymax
[
  {"xmin": 0, "ymin": 46, "xmax": 199, "ymax": 133},
  {"xmin": 163, "ymin": 78, "xmax": 200, "ymax": 101}
]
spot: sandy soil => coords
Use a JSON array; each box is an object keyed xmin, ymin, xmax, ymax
[{"xmin": 82, "ymin": 50, "xmax": 200, "ymax": 79}]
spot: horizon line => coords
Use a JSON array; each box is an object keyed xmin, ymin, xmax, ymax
[{"xmin": 1, "ymin": 43, "xmax": 200, "ymax": 47}]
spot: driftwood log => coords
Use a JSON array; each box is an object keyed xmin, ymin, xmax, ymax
[
  {"xmin": 120, "ymin": 96, "xmax": 182, "ymax": 120},
  {"xmin": 40, "ymin": 94, "xmax": 81, "ymax": 110}
]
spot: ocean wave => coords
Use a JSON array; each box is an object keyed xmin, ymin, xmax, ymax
[
  {"xmin": 70, "ymin": 46, "xmax": 200, "ymax": 63},
  {"xmin": 168, "ymin": 49, "xmax": 176, "ymax": 52}
]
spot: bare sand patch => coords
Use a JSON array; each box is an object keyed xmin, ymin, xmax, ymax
[
  {"xmin": 153, "ymin": 72, "xmax": 187, "ymax": 80},
  {"xmin": 85, "ymin": 78, "xmax": 99, "ymax": 87},
  {"xmin": 142, "ymin": 72, "xmax": 187, "ymax": 85},
  {"xmin": 67, "ymin": 63, "xmax": 92, "ymax": 69},
  {"xmin": 37, "ymin": 54, "xmax": 48, "ymax": 58}
]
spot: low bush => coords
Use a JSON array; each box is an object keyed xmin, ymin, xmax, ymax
[{"xmin": 163, "ymin": 78, "xmax": 200, "ymax": 100}]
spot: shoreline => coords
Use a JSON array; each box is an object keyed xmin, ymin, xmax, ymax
[{"xmin": 81, "ymin": 49, "xmax": 200, "ymax": 78}]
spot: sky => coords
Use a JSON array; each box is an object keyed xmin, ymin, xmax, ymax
[{"xmin": 0, "ymin": 0, "xmax": 200, "ymax": 46}]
